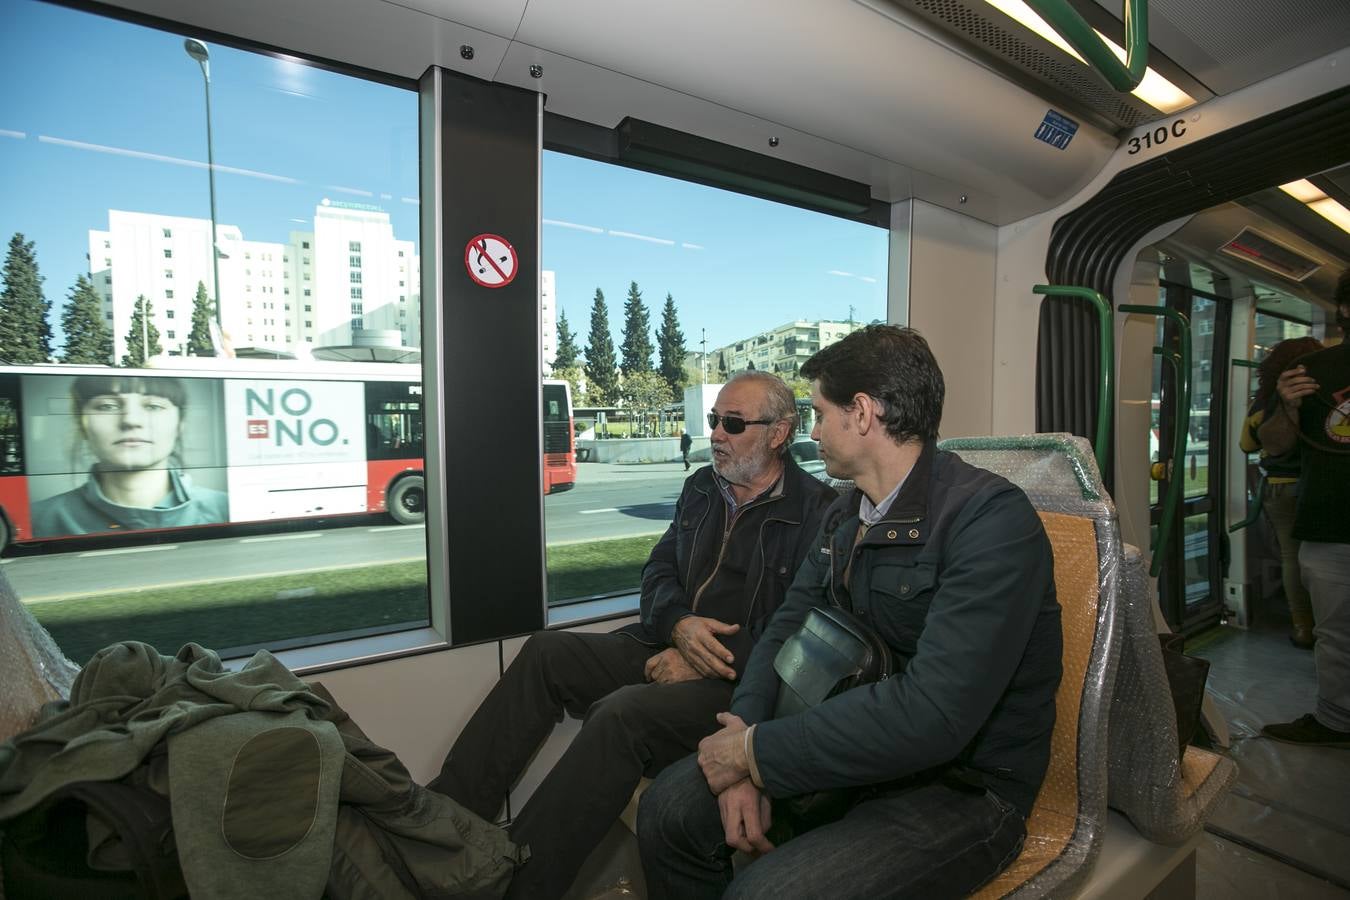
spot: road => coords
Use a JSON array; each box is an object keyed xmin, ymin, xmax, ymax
[{"xmin": 6, "ymin": 461, "xmax": 692, "ymax": 602}]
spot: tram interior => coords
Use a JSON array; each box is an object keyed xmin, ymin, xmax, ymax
[{"xmin": 2, "ymin": 0, "xmax": 1350, "ymax": 897}]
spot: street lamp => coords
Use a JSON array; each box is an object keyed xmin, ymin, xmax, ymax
[{"xmin": 184, "ymin": 38, "xmax": 222, "ymax": 328}]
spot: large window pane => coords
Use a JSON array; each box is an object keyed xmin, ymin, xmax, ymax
[
  {"xmin": 541, "ymin": 151, "xmax": 888, "ymax": 604},
  {"xmin": 0, "ymin": 1, "xmax": 426, "ymax": 662}
]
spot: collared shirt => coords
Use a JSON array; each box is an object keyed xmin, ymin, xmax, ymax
[
  {"xmin": 858, "ymin": 472, "xmax": 909, "ymax": 527},
  {"xmin": 713, "ymin": 465, "xmax": 785, "ymax": 518}
]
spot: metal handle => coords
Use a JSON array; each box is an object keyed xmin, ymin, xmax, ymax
[
  {"xmin": 1023, "ymin": 0, "xmax": 1150, "ymax": 92},
  {"xmin": 1119, "ymin": 304, "xmax": 1190, "ymax": 577},
  {"xmin": 1033, "ymin": 285, "xmax": 1113, "ymax": 476},
  {"xmin": 1228, "ymin": 358, "xmax": 1262, "ymax": 534}
]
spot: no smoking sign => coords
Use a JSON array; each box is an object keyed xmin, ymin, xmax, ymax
[{"xmin": 464, "ymin": 233, "xmax": 518, "ymax": 288}]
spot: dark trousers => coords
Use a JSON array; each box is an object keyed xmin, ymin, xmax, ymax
[
  {"xmin": 427, "ymin": 630, "xmax": 735, "ymax": 900},
  {"xmin": 637, "ymin": 754, "xmax": 1027, "ymax": 900}
]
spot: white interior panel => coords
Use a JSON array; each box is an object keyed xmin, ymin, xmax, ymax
[{"xmin": 906, "ymin": 201, "xmax": 997, "ymax": 438}]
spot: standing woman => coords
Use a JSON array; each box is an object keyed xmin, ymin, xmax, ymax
[
  {"xmin": 1240, "ymin": 336, "xmax": 1324, "ymax": 648},
  {"xmin": 32, "ymin": 375, "xmax": 229, "ymax": 538}
]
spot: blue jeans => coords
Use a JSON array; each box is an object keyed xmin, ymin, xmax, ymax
[
  {"xmin": 1301, "ymin": 541, "xmax": 1350, "ymax": 731},
  {"xmin": 638, "ymin": 754, "xmax": 1026, "ymax": 900}
]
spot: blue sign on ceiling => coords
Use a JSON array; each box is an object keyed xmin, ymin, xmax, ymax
[{"xmin": 1034, "ymin": 110, "xmax": 1079, "ymax": 150}]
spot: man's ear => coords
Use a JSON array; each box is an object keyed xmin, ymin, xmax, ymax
[
  {"xmin": 770, "ymin": 417, "xmax": 792, "ymax": 451},
  {"xmin": 851, "ymin": 392, "xmax": 877, "ymax": 434}
]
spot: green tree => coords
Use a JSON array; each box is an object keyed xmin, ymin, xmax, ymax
[
  {"xmin": 187, "ymin": 280, "xmax": 215, "ymax": 357},
  {"xmin": 584, "ymin": 288, "xmax": 619, "ymax": 406},
  {"xmin": 657, "ymin": 292, "xmax": 686, "ymax": 398},
  {"xmin": 552, "ymin": 364, "xmax": 586, "ymax": 406},
  {"xmin": 619, "ymin": 281, "xmax": 653, "ymax": 378},
  {"xmin": 0, "ymin": 233, "xmax": 54, "ymax": 363},
  {"xmin": 620, "ymin": 370, "xmax": 673, "ymax": 437},
  {"xmin": 552, "ymin": 308, "xmax": 579, "ymax": 369},
  {"xmin": 59, "ymin": 274, "xmax": 113, "ymax": 365},
  {"xmin": 121, "ymin": 295, "xmax": 162, "ymax": 367}
]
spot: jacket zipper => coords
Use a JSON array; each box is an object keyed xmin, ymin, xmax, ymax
[
  {"xmin": 743, "ymin": 512, "xmax": 800, "ymax": 627},
  {"xmin": 691, "ymin": 491, "xmax": 783, "ymax": 613}
]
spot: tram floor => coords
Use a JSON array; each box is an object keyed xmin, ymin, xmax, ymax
[{"xmin": 1192, "ymin": 621, "xmax": 1350, "ymax": 898}]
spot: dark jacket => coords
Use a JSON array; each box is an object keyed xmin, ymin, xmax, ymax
[
  {"xmin": 731, "ymin": 442, "xmax": 1062, "ymax": 818},
  {"xmin": 620, "ymin": 455, "xmax": 835, "ymax": 674}
]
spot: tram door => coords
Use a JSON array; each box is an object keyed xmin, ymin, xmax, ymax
[{"xmin": 1149, "ymin": 276, "xmax": 1232, "ymax": 632}]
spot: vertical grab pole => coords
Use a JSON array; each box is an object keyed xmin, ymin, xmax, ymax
[
  {"xmin": 1120, "ymin": 304, "xmax": 1191, "ymax": 577},
  {"xmin": 1033, "ymin": 284, "xmax": 1113, "ymax": 476},
  {"xmin": 1229, "ymin": 358, "xmax": 1264, "ymax": 533}
]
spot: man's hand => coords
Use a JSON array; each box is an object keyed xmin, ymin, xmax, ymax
[
  {"xmin": 1276, "ymin": 364, "xmax": 1319, "ymax": 416},
  {"xmin": 672, "ymin": 616, "xmax": 740, "ymax": 680},
  {"xmin": 644, "ymin": 648, "xmax": 701, "ymax": 684},
  {"xmin": 718, "ymin": 779, "xmax": 775, "ymax": 855},
  {"xmin": 699, "ymin": 712, "xmax": 750, "ymax": 793}
]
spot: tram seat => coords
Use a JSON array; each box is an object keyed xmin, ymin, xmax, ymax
[
  {"xmin": 0, "ymin": 569, "xmax": 79, "ymax": 744},
  {"xmin": 1106, "ymin": 545, "xmax": 1237, "ymax": 844},
  {"xmin": 943, "ymin": 434, "xmax": 1124, "ymax": 898}
]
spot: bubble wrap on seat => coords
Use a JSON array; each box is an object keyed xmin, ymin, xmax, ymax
[
  {"xmin": 0, "ymin": 569, "xmax": 79, "ymax": 743},
  {"xmin": 1107, "ymin": 545, "xmax": 1238, "ymax": 844},
  {"xmin": 941, "ymin": 434, "xmax": 1121, "ymax": 900}
]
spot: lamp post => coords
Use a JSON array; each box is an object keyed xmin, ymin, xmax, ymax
[{"xmin": 184, "ymin": 38, "xmax": 222, "ymax": 329}]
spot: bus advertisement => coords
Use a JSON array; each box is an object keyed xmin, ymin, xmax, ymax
[{"xmin": 0, "ymin": 366, "xmax": 575, "ymax": 551}]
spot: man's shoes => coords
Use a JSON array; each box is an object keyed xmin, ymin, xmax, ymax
[
  {"xmin": 1261, "ymin": 714, "xmax": 1350, "ymax": 748},
  {"xmin": 1289, "ymin": 625, "xmax": 1315, "ymax": 649}
]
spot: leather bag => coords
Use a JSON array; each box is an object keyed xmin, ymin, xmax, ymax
[{"xmin": 766, "ymin": 605, "xmax": 893, "ymax": 841}]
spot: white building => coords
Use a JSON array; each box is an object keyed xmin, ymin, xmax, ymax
[
  {"xmin": 709, "ymin": 319, "xmax": 863, "ymax": 378},
  {"xmin": 88, "ymin": 201, "xmax": 421, "ymax": 361}
]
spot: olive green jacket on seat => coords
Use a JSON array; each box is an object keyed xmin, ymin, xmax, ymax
[{"xmin": 0, "ymin": 641, "xmax": 523, "ymax": 899}]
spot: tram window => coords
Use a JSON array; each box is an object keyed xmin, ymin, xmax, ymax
[
  {"xmin": 0, "ymin": 0, "xmax": 426, "ymax": 663},
  {"xmin": 541, "ymin": 150, "xmax": 888, "ymax": 606}
]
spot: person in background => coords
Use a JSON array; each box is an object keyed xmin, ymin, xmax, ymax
[
  {"xmin": 427, "ymin": 371, "xmax": 836, "ymax": 899},
  {"xmin": 32, "ymin": 375, "xmax": 228, "ymax": 538},
  {"xmin": 1259, "ymin": 276, "xmax": 1350, "ymax": 749},
  {"xmin": 1240, "ymin": 336, "xmax": 1324, "ymax": 648},
  {"xmin": 681, "ymin": 429, "xmax": 693, "ymax": 471}
]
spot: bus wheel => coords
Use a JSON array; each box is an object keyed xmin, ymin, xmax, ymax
[
  {"xmin": 0, "ymin": 515, "xmax": 8, "ymax": 554},
  {"xmin": 389, "ymin": 476, "xmax": 426, "ymax": 525}
]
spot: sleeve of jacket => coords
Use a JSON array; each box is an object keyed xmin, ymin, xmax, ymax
[
  {"xmin": 728, "ymin": 501, "xmax": 836, "ymax": 726},
  {"xmin": 1239, "ymin": 408, "xmax": 1264, "ymax": 454},
  {"xmin": 748, "ymin": 485, "xmax": 1055, "ymax": 797},
  {"xmin": 639, "ymin": 489, "xmax": 693, "ymax": 645}
]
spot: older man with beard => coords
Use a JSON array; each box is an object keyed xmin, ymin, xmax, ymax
[{"xmin": 427, "ymin": 371, "xmax": 836, "ymax": 899}]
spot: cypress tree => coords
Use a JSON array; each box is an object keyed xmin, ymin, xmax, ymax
[
  {"xmin": 187, "ymin": 280, "xmax": 215, "ymax": 357},
  {"xmin": 619, "ymin": 281, "xmax": 653, "ymax": 377},
  {"xmin": 59, "ymin": 275, "xmax": 113, "ymax": 365},
  {"xmin": 553, "ymin": 308, "xmax": 579, "ymax": 368},
  {"xmin": 657, "ymin": 292, "xmax": 686, "ymax": 398},
  {"xmin": 583, "ymin": 288, "xmax": 619, "ymax": 406},
  {"xmin": 121, "ymin": 295, "xmax": 162, "ymax": 367},
  {"xmin": 0, "ymin": 233, "xmax": 54, "ymax": 363}
]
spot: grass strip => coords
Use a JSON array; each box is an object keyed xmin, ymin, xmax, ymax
[{"xmin": 33, "ymin": 534, "xmax": 660, "ymax": 663}]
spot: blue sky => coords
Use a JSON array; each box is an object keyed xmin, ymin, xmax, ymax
[{"xmin": 0, "ymin": 0, "xmax": 888, "ymax": 353}]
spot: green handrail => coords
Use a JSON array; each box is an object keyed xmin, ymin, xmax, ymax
[
  {"xmin": 1228, "ymin": 358, "xmax": 1262, "ymax": 534},
  {"xmin": 1120, "ymin": 304, "xmax": 1189, "ymax": 577},
  {"xmin": 1023, "ymin": 0, "xmax": 1149, "ymax": 92},
  {"xmin": 1033, "ymin": 285, "xmax": 1113, "ymax": 476}
]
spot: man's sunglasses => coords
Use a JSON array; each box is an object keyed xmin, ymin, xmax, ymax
[{"xmin": 707, "ymin": 412, "xmax": 775, "ymax": 435}]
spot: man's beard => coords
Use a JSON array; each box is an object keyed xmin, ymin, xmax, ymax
[{"xmin": 713, "ymin": 433, "xmax": 776, "ymax": 487}]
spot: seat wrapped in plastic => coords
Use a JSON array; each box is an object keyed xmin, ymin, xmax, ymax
[
  {"xmin": 0, "ymin": 569, "xmax": 79, "ymax": 743},
  {"xmin": 940, "ymin": 434, "xmax": 1121, "ymax": 899},
  {"xmin": 1106, "ymin": 545, "xmax": 1237, "ymax": 843}
]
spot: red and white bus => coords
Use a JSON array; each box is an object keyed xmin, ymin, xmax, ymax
[{"xmin": 0, "ymin": 363, "xmax": 575, "ymax": 552}]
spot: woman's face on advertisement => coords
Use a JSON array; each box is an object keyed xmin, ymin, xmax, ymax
[{"xmin": 80, "ymin": 392, "xmax": 182, "ymax": 471}]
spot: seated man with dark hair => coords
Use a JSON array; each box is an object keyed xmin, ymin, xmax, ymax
[
  {"xmin": 639, "ymin": 325, "xmax": 1063, "ymax": 899},
  {"xmin": 427, "ymin": 371, "xmax": 836, "ymax": 899}
]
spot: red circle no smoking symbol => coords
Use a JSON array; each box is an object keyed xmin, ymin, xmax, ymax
[{"xmin": 465, "ymin": 233, "xmax": 518, "ymax": 288}]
